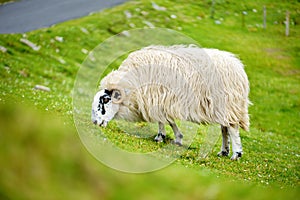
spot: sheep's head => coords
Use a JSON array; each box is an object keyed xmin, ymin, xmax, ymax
[{"xmin": 91, "ymin": 89, "xmax": 123, "ymax": 127}]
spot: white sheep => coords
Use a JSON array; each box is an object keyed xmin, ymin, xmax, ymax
[{"xmin": 91, "ymin": 45, "xmax": 251, "ymax": 160}]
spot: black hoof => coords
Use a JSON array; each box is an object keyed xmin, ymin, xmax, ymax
[
  {"xmin": 217, "ymin": 151, "xmax": 229, "ymax": 157},
  {"xmin": 171, "ymin": 140, "xmax": 183, "ymax": 146},
  {"xmin": 230, "ymin": 152, "xmax": 242, "ymax": 160},
  {"xmin": 154, "ymin": 132, "xmax": 165, "ymax": 142}
]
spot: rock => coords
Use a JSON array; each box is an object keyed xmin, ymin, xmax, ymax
[
  {"xmin": 81, "ymin": 48, "xmax": 89, "ymax": 54},
  {"xmin": 20, "ymin": 38, "xmax": 41, "ymax": 51},
  {"xmin": 143, "ymin": 21, "xmax": 155, "ymax": 28},
  {"xmin": 152, "ymin": 2, "xmax": 166, "ymax": 11},
  {"xmin": 34, "ymin": 85, "xmax": 51, "ymax": 92},
  {"xmin": 124, "ymin": 10, "xmax": 132, "ymax": 18},
  {"xmin": 0, "ymin": 45, "xmax": 7, "ymax": 53},
  {"xmin": 80, "ymin": 27, "xmax": 90, "ymax": 34},
  {"xmin": 170, "ymin": 14, "xmax": 177, "ymax": 19},
  {"xmin": 55, "ymin": 36, "xmax": 64, "ymax": 42},
  {"xmin": 120, "ymin": 31, "xmax": 130, "ymax": 37}
]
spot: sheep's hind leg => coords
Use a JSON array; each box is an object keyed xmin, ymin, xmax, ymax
[
  {"xmin": 154, "ymin": 122, "xmax": 166, "ymax": 143},
  {"xmin": 217, "ymin": 125, "xmax": 230, "ymax": 157},
  {"xmin": 228, "ymin": 124, "xmax": 243, "ymax": 160},
  {"xmin": 169, "ymin": 122, "xmax": 183, "ymax": 146}
]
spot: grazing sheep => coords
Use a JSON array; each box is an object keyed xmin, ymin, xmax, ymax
[{"xmin": 92, "ymin": 45, "xmax": 251, "ymax": 160}]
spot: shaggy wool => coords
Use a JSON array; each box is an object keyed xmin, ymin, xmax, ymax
[{"xmin": 100, "ymin": 45, "xmax": 250, "ymax": 131}]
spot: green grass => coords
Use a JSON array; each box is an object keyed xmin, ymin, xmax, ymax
[
  {"xmin": 0, "ymin": 0, "xmax": 16, "ymax": 4},
  {"xmin": 0, "ymin": 0, "xmax": 299, "ymax": 199}
]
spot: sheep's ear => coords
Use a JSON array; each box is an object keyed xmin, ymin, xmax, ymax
[{"xmin": 111, "ymin": 89, "xmax": 123, "ymax": 104}]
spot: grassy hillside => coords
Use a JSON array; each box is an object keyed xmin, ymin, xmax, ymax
[
  {"xmin": 0, "ymin": 0, "xmax": 13, "ymax": 4},
  {"xmin": 0, "ymin": 0, "xmax": 299, "ymax": 199}
]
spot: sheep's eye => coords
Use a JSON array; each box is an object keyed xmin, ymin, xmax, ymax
[{"xmin": 103, "ymin": 97, "xmax": 110, "ymax": 104}]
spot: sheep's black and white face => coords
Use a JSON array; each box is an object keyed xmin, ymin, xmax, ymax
[{"xmin": 91, "ymin": 89, "xmax": 121, "ymax": 127}]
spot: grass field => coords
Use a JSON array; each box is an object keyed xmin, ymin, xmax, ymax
[{"xmin": 0, "ymin": 0, "xmax": 299, "ymax": 199}]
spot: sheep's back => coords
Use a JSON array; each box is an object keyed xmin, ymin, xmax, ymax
[{"xmin": 102, "ymin": 45, "xmax": 250, "ymax": 129}]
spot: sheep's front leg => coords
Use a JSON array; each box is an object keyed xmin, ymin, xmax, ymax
[
  {"xmin": 154, "ymin": 122, "xmax": 166, "ymax": 143},
  {"xmin": 228, "ymin": 124, "xmax": 243, "ymax": 160},
  {"xmin": 217, "ymin": 125, "xmax": 230, "ymax": 157},
  {"xmin": 169, "ymin": 122, "xmax": 183, "ymax": 146}
]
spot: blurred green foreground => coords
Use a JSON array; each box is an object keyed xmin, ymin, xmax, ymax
[{"xmin": 0, "ymin": 103, "xmax": 298, "ymax": 200}]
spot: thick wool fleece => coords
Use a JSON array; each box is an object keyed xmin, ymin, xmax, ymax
[{"xmin": 100, "ymin": 45, "xmax": 250, "ymax": 131}]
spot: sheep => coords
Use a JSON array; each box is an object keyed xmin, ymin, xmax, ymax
[{"xmin": 91, "ymin": 45, "xmax": 251, "ymax": 160}]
